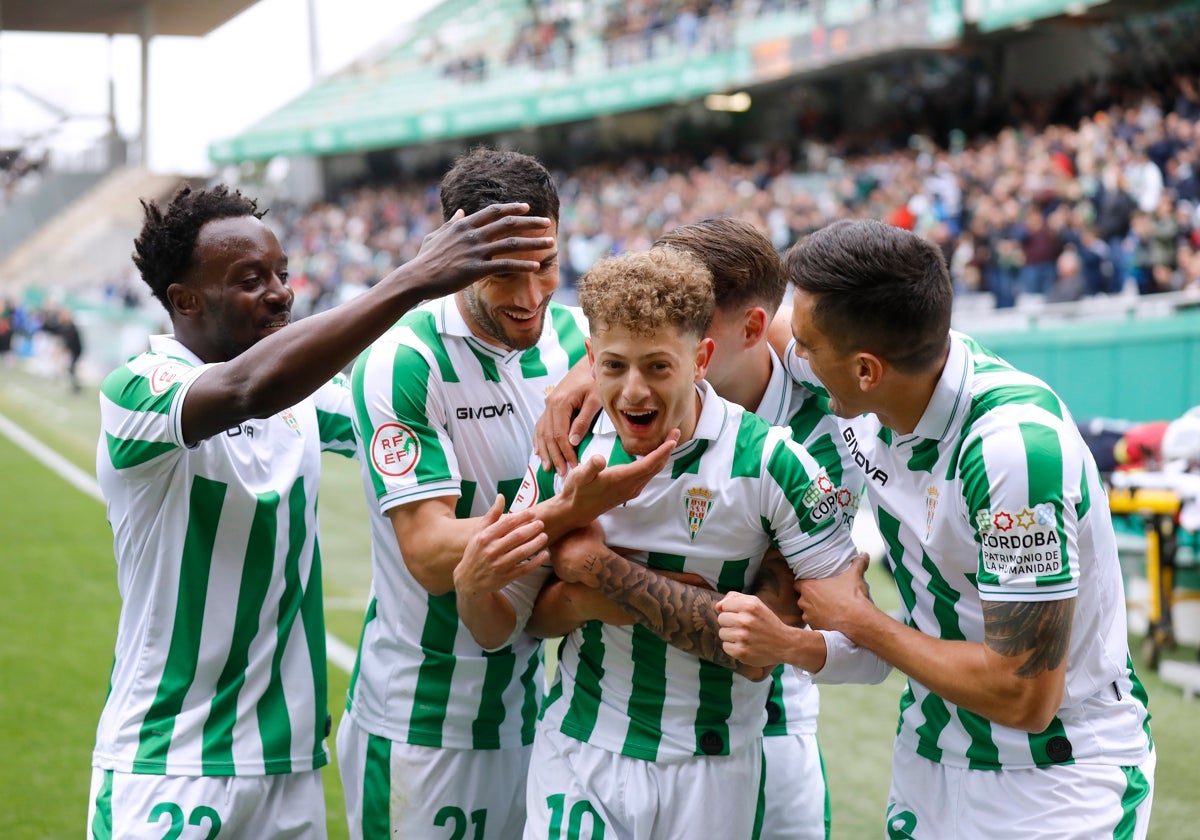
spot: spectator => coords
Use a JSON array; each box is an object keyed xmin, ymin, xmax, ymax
[
  {"xmin": 1092, "ymin": 164, "xmax": 1139, "ymax": 292},
  {"xmin": 0, "ymin": 298, "xmax": 15, "ymax": 364},
  {"xmin": 1018, "ymin": 206, "xmax": 1062, "ymax": 295},
  {"xmin": 1148, "ymin": 192, "xmax": 1182, "ymax": 291},
  {"xmin": 1047, "ymin": 246, "xmax": 1086, "ymax": 303},
  {"xmin": 55, "ymin": 309, "xmax": 84, "ymax": 394}
]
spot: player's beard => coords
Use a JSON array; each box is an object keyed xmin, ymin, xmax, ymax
[{"xmin": 461, "ymin": 287, "xmax": 550, "ymax": 351}]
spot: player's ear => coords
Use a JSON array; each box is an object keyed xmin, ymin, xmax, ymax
[
  {"xmin": 585, "ymin": 337, "xmax": 595, "ymax": 368},
  {"xmin": 855, "ymin": 352, "xmax": 885, "ymax": 392},
  {"xmin": 744, "ymin": 307, "xmax": 768, "ymax": 347},
  {"xmin": 694, "ymin": 336, "xmax": 715, "ymax": 381},
  {"xmin": 166, "ymin": 283, "xmax": 201, "ymax": 319}
]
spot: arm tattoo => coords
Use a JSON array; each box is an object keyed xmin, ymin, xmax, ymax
[
  {"xmin": 749, "ymin": 553, "xmax": 804, "ymax": 627},
  {"xmin": 983, "ymin": 598, "xmax": 1074, "ymax": 678},
  {"xmin": 749, "ymin": 558, "xmax": 788, "ymax": 600},
  {"xmin": 584, "ymin": 549, "xmax": 742, "ymax": 670}
]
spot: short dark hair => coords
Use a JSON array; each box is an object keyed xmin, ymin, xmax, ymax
[
  {"xmin": 439, "ymin": 147, "xmax": 559, "ymax": 223},
  {"xmin": 784, "ymin": 219, "xmax": 952, "ymax": 373},
  {"xmin": 655, "ymin": 217, "xmax": 785, "ymax": 315},
  {"xmin": 132, "ymin": 184, "xmax": 264, "ymax": 315}
]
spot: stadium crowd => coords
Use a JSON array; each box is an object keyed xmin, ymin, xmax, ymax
[
  {"xmin": 269, "ymin": 61, "xmax": 1200, "ymax": 319},
  {"xmin": 501, "ymin": 0, "xmax": 924, "ymax": 72}
]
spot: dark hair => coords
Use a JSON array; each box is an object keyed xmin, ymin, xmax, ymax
[
  {"xmin": 655, "ymin": 217, "xmax": 785, "ymax": 315},
  {"xmin": 132, "ymin": 184, "xmax": 264, "ymax": 315},
  {"xmin": 439, "ymin": 147, "xmax": 559, "ymax": 223},
  {"xmin": 784, "ymin": 219, "xmax": 952, "ymax": 373}
]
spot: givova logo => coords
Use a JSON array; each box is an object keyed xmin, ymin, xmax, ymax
[{"xmin": 456, "ymin": 402, "xmax": 515, "ymax": 420}]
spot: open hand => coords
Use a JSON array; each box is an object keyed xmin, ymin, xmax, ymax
[
  {"xmin": 400, "ymin": 203, "xmax": 555, "ymax": 300},
  {"xmin": 534, "ymin": 359, "xmax": 601, "ymax": 475},
  {"xmin": 794, "ymin": 552, "xmax": 873, "ymax": 635},
  {"xmin": 453, "ymin": 494, "xmax": 549, "ymax": 598},
  {"xmin": 556, "ymin": 429, "xmax": 680, "ymax": 524}
]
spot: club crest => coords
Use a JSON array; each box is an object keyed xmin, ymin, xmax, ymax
[
  {"xmin": 924, "ymin": 486, "xmax": 939, "ymax": 540},
  {"xmin": 279, "ymin": 408, "xmax": 302, "ymax": 437},
  {"xmin": 684, "ymin": 487, "xmax": 714, "ymax": 542}
]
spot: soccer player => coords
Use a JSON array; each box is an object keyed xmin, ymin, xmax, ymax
[
  {"xmin": 337, "ymin": 148, "xmax": 674, "ymax": 840},
  {"xmin": 527, "ymin": 218, "xmax": 890, "ymax": 839},
  {"xmin": 455, "ymin": 247, "xmax": 862, "ymax": 839},
  {"xmin": 89, "ymin": 184, "xmax": 555, "ymax": 838},
  {"xmin": 658, "ymin": 218, "xmax": 889, "ymax": 840},
  {"xmin": 719, "ymin": 218, "xmax": 1156, "ymax": 838}
]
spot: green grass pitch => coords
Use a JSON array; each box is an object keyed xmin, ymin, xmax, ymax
[{"xmin": 1, "ymin": 367, "xmax": 1196, "ymax": 838}]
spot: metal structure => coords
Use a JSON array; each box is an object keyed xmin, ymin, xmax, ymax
[{"xmin": 0, "ymin": 0, "xmax": 260, "ymax": 163}]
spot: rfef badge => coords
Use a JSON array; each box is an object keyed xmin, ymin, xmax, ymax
[{"xmin": 370, "ymin": 422, "xmax": 421, "ymax": 477}]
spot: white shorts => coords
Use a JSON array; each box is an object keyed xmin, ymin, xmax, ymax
[
  {"xmin": 524, "ymin": 724, "xmax": 764, "ymax": 840},
  {"xmin": 760, "ymin": 732, "xmax": 828, "ymax": 840},
  {"xmin": 886, "ymin": 746, "xmax": 1156, "ymax": 839},
  {"xmin": 86, "ymin": 766, "xmax": 326, "ymax": 839},
  {"xmin": 336, "ymin": 713, "xmax": 531, "ymax": 840}
]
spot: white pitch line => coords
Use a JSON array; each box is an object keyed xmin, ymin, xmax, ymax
[
  {"xmin": 325, "ymin": 632, "xmax": 359, "ymax": 674},
  {"xmin": 0, "ymin": 409, "xmax": 358, "ymax": 674},
  {"xmin": 0, "ymin": 412, "xmax": 103, "ymax": 502}
]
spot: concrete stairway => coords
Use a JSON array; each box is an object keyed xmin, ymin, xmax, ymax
[{"xmin": 0, "ymin": 167, "xmax": 192, "ymax": 295}]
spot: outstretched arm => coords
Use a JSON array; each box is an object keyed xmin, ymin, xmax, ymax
[
  {"xmin": 526, "ymin": 577, "xmax": 637, "ymax": 639},
  {"xmin": 181, "ymin": 204, "xmax": 552, "ymax": 444},
  {"xmin": 550, "ymin": 526, "xmax": 771, "ymax": 678},
  {"xmin": 529, "ymin": 434, "xmax": 679, "ymax": 540},
  {"xmin": 795, "ymin": 554, "xmax": 1071, "ymax": 731},
  {"xmin": 454, "ymin": 494, "xmax": 553, "ymax": 650},
  {"xmin": 387, "ymin": 433, "xmax": 678, "ymax": 596},
  {"xmin": 527, "ymin": 561, "xmax": 714, "ymax": 638},
  {"xmin": 716, "ymin": 550, "xmax": 843, "ymax": 674}
]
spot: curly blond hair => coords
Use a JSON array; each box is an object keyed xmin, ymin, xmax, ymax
[{"xmin": 578, "ymin": 248, "xmax": 714, "ymax": 339}]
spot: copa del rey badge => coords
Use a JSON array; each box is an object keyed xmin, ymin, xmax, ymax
[{"xmin": 684, "ymin": 487, "xmax": 714, "ymax": 542}]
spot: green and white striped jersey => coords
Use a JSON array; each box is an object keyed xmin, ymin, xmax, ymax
[
  {"xmin": 346, "ymin": 297, "xmax": 588, "ymax": 750},
  {"xmin": 93, "ymin": 335, "xmax": 355, "ymax": 776},
  {"xmin": 785, "ymin": 331, "xmax": 1153, "ymax": 769},
  {"xmin": 754, "ymin": 349, "xmax": 865, "ymax": 738},
  {"xmin": 507, "ymin": 383, "xmax": 859, "ymax": 762}
]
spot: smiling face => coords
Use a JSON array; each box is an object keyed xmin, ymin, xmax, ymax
[
  {"xmin": 180, "ymin": 215, "xmax": 292, "ymax": 363},
  {"xmin": 588, "ymin": 321, "xmax": 713, "ymax": 456},
  {"xmin": 458, "ymin": 220, "xmax": 559, "ymax": 351}
]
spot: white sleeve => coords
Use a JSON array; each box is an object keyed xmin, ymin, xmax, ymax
[
  {"xmin": 808, "ymin": 630, "xmax": 892, "ymax": 685},
  {"xmin": 494, "ymin": 563, "xmax": 554, "ymax": 649}
]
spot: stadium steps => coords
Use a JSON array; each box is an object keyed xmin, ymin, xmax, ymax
[{"xmin": 0, "ymin": 166, "xmax": 187, "ymax": 295}]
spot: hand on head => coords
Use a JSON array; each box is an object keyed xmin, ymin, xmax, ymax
[{"xmin": 400, "ymin": 203, "xmax": 555, "ymax": 301}]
